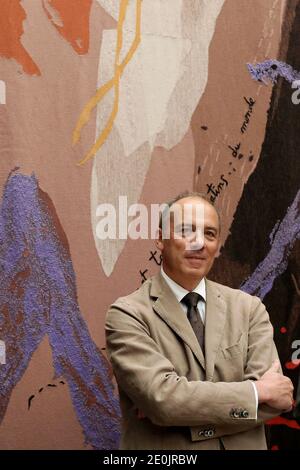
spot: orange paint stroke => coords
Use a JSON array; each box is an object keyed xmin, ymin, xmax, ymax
[
  {"xmin": 42, "ymin": 0, "xmax": 92, "ymax": 54},
  {"xmin": 0, "ymin": 0, "xmax": 40, "ymax": 75},
  {"xmin": 267, "ymin": 416, "xmax": 300, "ymax": 430},
  {"xmin": 73, "ymin": 0, "xmax": 142, "ymax": 166},
  {"xmin": 285, "ymin": 359, "xmax": 300, "ymax": 370}
]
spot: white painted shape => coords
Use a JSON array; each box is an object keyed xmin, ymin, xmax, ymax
[
  {"xmin": 154, "ymin": 0, "xmax": 225, "ymax": 149},
  {"xmin": 0, "ymin": 80, "xmax": 6, "ymax": 104},
  {"xmin": 96, "ymin": 0, "xmax": 225, "ymax": 157},
  {"xmin": 96, "ymin": 0, "xmax": 183, "ymax": 37},
  {"xmin": 91, "ymin": 131, "xmax": 152, "ymax": 277},
  {"xmin": 98, "ymin": 29, "xmax": 191, "ymax": 157}
]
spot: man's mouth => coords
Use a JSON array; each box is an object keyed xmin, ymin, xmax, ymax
[{"xmin": 184, "ymin": 252, "xmax": 206, "ymax": 260}]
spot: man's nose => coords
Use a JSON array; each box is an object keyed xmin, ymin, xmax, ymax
[{"xmin": 186, "ymin": 230, "xmax": 204, "ymax": 251}]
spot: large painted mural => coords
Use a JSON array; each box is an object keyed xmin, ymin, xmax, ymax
[{"xmin": 0, "ymin": 0, "xmax": 299, "ymax": 450}]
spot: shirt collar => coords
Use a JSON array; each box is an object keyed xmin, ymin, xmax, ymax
[{"xmin": 161, "ymin": 265, "xmax": 206, "ymax": 303}]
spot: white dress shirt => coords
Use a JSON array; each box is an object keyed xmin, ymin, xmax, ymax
[
  {"xmin": 160, "ymin": 265, "xmax": 258, "ymax": 417},
  {"xmin": 161, "ymin": 265, "xmax": 206, "ymax": 322}
]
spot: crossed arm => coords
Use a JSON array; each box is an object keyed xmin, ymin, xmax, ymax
[{"xmin": 105, "ymin": 296, "xmax": 291, "ymax": 438}]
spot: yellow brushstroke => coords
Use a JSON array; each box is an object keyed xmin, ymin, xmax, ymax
[
  {"xmin": 73, "ymin": 0, "xmax": 128, "ymax": 150},
  {"xmin": 74, "ymin": 0, "xmax": 142, "ymax": 166}
]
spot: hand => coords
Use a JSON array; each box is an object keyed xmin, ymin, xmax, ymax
[{"xmin": 255, "ymin": 360, "xmax": 294, "ymax": 411}]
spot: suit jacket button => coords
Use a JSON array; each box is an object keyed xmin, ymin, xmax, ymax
[
  {"xmin": 230, "ymin": 408, "xmax": 239, "ymax": 418},
  {"xmin": 241, "ymin": 410, "xmax": 249, "ymax": 418}
]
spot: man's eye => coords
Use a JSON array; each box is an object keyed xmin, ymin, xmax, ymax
[{"xmin": 205, "ymin": 231, "xmax": 216, "ymax": 238}]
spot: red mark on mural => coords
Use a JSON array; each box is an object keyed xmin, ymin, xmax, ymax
[
  {"xmin": 285, "ymin": 359, "xmax": 300, "ymax": 370},
  {"xmin": 280, "ymin": 326, "xmax": 287, "ymax": 333},
  {"xmin": 0, "ymin": 0, "xmax": 40, "ymax": 75},
  {"xmin": 267, "ymin": 416, "xmax": 300, "ymax": 430},
  {"xmin": 43, "ymin": 0, "xmax": 92, "ymax": 54},
  {"xmin": 271, "ymin": 445, "xmax": 279, "ymax": 450}
]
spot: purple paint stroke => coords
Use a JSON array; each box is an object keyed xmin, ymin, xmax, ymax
[
  {"xmin": 247, "ymin": 59, "xmax": 300, "ymax": 85},
  {"xmin": 0, "ymin": 172, "xmax": 120, "ymax": 449},
  {"xmin": 241, "ymin": 190, "xmax": 300, "ymax": 299}
]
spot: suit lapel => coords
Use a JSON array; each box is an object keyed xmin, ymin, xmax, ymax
[
  {"xmin": 151, "ymin": 273, "xmax": 206, "ymax": 370},
  {"xmin": 204, "ymin": 279, "xmax": 227, "ymax": 380}
]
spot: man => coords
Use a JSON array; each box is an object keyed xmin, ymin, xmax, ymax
[{"xmin": 105, "ymin": 192, "xmax": 293, "ymax": 450}]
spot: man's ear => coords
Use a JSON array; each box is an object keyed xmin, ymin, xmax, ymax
[
  {"xmin": 215, "ymin": 239, "xmax": 221, "ymax": 258},
  {"xmin": 155, "ymin": 228, "xmax": 164, "ymax": 251},
  {"xmin": 156, "ymin": 239, "xmax": 164, "ymax": 251}
]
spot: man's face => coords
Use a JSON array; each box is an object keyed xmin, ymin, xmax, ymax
[{"xmin": 157, "ymin": 197, "xmax": 220, "ymax": 288}]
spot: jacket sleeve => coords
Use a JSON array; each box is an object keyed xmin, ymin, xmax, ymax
[
  {"xmin": 190, "ymin": 294, "xmax": 283, "ymax": 441},
  {"xmin": 243, "ymin": 295, "xmax": 283, "ymax": 424},
  {"xmin": 105, "ymin": 299, "xmax": 258, "ymax": 428}
]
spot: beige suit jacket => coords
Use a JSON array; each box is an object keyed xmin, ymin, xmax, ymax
[{"xmin": 105, "ymin": 273, "xmax": 281, "ymax": 450}]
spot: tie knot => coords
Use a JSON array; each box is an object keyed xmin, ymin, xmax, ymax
[{"xmin": 182, "ymin": 292, "xmax": 201, "ymax": 308}]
